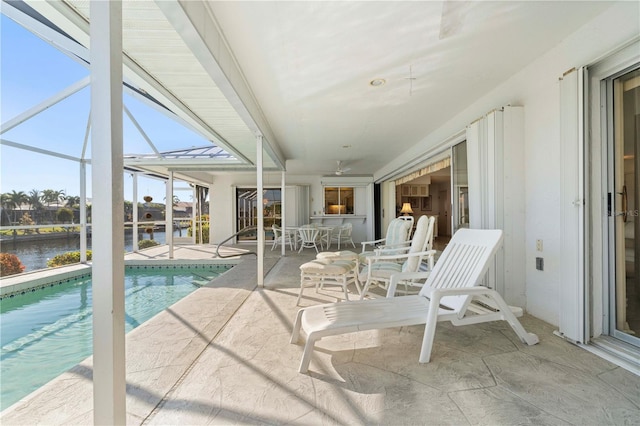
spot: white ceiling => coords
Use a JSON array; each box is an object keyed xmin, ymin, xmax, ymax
[
  {"xmin": 203, "ymin": 1, "xmax": 613, "ymax": 178},
  {"xmin": 16, "ymin": 0, "xmax": 615, "ymax": 181}
]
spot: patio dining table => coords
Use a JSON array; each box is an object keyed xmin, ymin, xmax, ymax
[{"xmin": 286, "ymin": 225, "xmax": 335, "ymax": 251}]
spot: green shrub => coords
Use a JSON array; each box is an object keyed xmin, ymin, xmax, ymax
[
  {"xmin": 0, "ymin": 253, "xmax": 25, "ymax": 276},
  {"xmin": 47, "ymin": 250, "xmax": 92, "ymax": 268},
  {"xmin": 138, "ymin": 239, "xmax": 159, "ymax": 250},
  {"xmin": 56, "ymin": 207, "xmax": 74, "ymax": 223}
]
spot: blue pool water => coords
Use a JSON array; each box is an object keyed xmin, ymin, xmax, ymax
[{"xmin": 0, "ymin": 265, "xmax": 230, "ymax": 410}]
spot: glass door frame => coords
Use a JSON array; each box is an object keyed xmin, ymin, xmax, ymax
[
  {"xmin": 605, "ymin": 65, "xmax": 640, "ymax": 346},
  {"xmin": 586, "ymin": 39, "xmax": 640, "ymax": 349}
]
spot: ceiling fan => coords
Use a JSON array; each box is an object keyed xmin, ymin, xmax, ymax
[{"xmin": 334, "ymin": 160, "xmax": 351, "ymax": 176}]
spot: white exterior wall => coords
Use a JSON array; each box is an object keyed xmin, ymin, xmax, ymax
[
  {"xmin": 209, "ymin": 172, "xmax": 374, "ymax": 245},
  {"xmin": 521, "ymin": 4, "xmax": 638, "ymax": 325},
  {"xmin": 375, "ymin": 2, "xmax": 639, "ymax": 326}
]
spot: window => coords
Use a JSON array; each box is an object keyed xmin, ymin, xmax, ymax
[{"xmin": 324, "ymin": 187, "xmax": 354, "ymax": 215}]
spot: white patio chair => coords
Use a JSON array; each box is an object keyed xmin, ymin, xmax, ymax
[
  {"xmin": 398, "ymin": 215, "xmax": 415, "ymax": 226},
  {"xmin": 298, "ymin": 226, "xmax": 320, "ymax": 253},
  {"xmin": 359, "ymin": 217, "xmax": 413, "ymax": 264},
  {"xmin": 318, "ymin": 226, "xmax": 333, "ymax": 250},
  {"xmin": 271, "ymin": 224, "xmax": 295, "ymax": 251},
  {"xmin": 330, "ymin": 223, "xmax": 356, "ymax": 250},
  {"xmin": 291, "ymin": 228, "xmax": 540, "ymax": 373},
  {"xmin": 358, "ymin": 215, "xmax": 436, "ymax": 299}
]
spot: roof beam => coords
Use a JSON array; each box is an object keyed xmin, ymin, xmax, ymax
[
  {"xmin": 1, "ymin": 76, "xmax": 90, "ymax": 135},
  {"xmin": 1, "ymin": 138, "xmax": 82, "ymax": 162},
  {"xmin": 154, "ymin": 0, "xmax": 287, "ymax": 171},
  {"xmin": 22, "ymin": 0, "xmax": 252, "ymax": 165}
]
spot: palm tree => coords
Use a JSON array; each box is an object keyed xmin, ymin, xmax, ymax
[
  {"xmin": 7, "ymin": 190, "xmax": 28, "ymax": 222},
  {"xmin": 27, "ymin": 189, "xmax": 43, "ymax": 222},
  {"xmin": 53, "ymin": 189, "xmax": 66, "ymax": 205},
  {"xmin": 42, "ymin": 189, "xmax": 65, "ymax": 222},
  {"xmin": 1, "ymin": 193, "xmax": 13, "ymax": 225},
  {"xmin": 65, "ymin": 195, "xmax": 80, "ymax": 208}
]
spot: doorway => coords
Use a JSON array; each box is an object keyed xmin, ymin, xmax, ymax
[
  {"xmin": 606, "ymin": 66, "xmax": 640, "ymax": 345},
  {"xmin": 235, "ymin": 187, "xmax": 281, "ymax": 242},
  {"xmin": 586, "ymin": 41, "xmax": 640, "ymax": 365}
]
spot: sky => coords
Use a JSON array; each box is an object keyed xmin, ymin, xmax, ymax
[{"xmin": 0, "ymin": 13, "xmax": 213, "ymax": 204}]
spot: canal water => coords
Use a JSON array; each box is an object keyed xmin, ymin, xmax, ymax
[{"xmin": 1, "ymin": 231, "xmax": 181, "ymax": 273}]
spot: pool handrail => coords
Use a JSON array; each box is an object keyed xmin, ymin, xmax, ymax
[{"xmin": 214, "ymin": 226, "xmax": 258, "ymax": 259}]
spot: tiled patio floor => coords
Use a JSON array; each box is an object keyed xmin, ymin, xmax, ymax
[{"xmin": 1, "ymin": 244, "xmax": 639, "ymax": 425}]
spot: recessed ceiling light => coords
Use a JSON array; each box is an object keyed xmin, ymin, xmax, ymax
[{"xmin": 369, "ymin": 78, "xmax": 386, "ymax": 87}]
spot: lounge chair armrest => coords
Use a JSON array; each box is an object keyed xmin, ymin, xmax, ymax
[
  {"xmin": 387, "ymin": 271, "xmax": 431, "ymax": 297},
  {"xmin": 374, "ymin": 246, "xmax": 411, "ymax": 256},
  {"xmin": 367, "ymin": 250, "xmax": 435, "ymax": 264},
  {"xmin": 361, "ymin": 238, "xmax": 386, "ymax": 252},
  {"xmin": 373, "ymin": 240, "xmax": 412, "ymax": 255},
  {"xmin": 376, "ymin": 240, "xmax": 412, "ymax": 249},
  {"xmin": 422, "ymin": 285, "xmax": 493, "ymax": 297}
]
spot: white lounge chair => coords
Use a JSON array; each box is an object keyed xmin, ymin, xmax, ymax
[
  {"xmin": 291, "ymin": 228, "xmax": 539, "ymax": 373},
  {"xmin": 358, "ymin": 215, "xmax": 436, "ymax": 299},
  {"xmin": 359, "ymin": 217, "xmax": 413, "ymax": 264}
]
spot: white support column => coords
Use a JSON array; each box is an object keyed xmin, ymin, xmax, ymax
[
  {"xmin": 80, "ymin": 161, "xmax": 87, "ymax": 263},
  {"xmin": 90, "ymin": 1, "xmax": 126, "ymax": 424},
  {"xmin": 257, "ymin": 136, "xmax": 264, "ymax": 286},
  {"xmin": 209, "ymin": 183, "xmax": 214, "ymax": 245},
  {"xmin": 166, "ymin": 172, "xmax": 174, "ymax": 258},
  {"xmin": 194, "ymin": 185, "xmax": 200, "ymax": 244},
  {"xmin": 191, "ymin": 186, "xmax": 198, "ymax": 244},
  {"xmin": 132, "ymin": 173, "xmax": 138, "ymax": 252},
  {"xmin": 281, "ymin": 170, "xmax": 286, "ymax": 256}
]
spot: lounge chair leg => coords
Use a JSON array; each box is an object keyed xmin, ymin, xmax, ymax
[
  {"xmin": 353, "ymin": 270, "xmax": 362, "ymax": 296},
  {"xmin": 296, "ymin": 272, "xmax": 305, "ymax": 306},
  {"xmin": 359, "ymin": 279, "xmax": 372, "ymax": 300},
  {"xmin": 299, "ymin": 334, "xmax": 318, "ymax": 373},
  {"xmin": 418, "ymin": 297, "xmax": 441, "ymax": 363},
  {"xmin": 342, "ymin": 276, "xmax": 349, "ymax": 301},
  {"xmin": 488, "ymin": 290, "xmax": 540, "ymax": 346},
  {"xmin": 290, "ymin": 309, "xmax": 304, "ymax": 344}
]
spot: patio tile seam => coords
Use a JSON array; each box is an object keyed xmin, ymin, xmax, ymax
[
  {"xmin": 594, "ymin": 371, "xmax": 640, "ymax": 409},
  {"xmin": 480, "ymin": 351, "xmax": 640, "ymax": 424},
  {"xmin": 344, "ymin": 360, "xmax": 444, "ymax": 394},
  {"xmin": 140, "ymin": 283, "xmax": 258, "ymax": 425},
  {"xmin": 446, "ymin": 383, "xmax": 569, "ymax": 425}
]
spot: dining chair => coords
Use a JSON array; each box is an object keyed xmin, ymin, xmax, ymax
[
  {"xmin": 318, "ymin": 226, "xmax": 333, "ymax": 250},
  {"xmin": 331, "ymin": 223, "xmax": 356, "ymax": 250},
  {"xmin": 271, "ymin": 224, "xmax": 294, "ymax": 251},
  {"xmin": 298, "ymin": 226, "xmax": 320, "ymax": 253}
]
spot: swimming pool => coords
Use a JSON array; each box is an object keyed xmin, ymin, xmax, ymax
[{"xmin": 0, "ymin": 264, "xmax": 231, "ymax": 410}]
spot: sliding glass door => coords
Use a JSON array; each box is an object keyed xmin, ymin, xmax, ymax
[{"xmin": 606, "ymin": 66, "xmax": 640, "ymax": 346}]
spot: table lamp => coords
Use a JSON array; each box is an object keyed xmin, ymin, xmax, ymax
[{"xmin": 400, "ymin": 202, "xmax": 413, "ymax": 216}]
